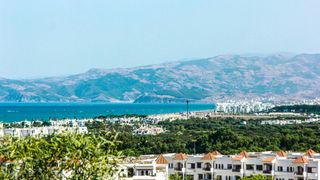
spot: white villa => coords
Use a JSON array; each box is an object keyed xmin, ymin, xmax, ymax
[
  {"xmin": 119, "ymin": 150, "xmax": 320, "ymax": 180},
  {"xmin": 133, "ymin": 125, "xmax": 165, "ymax": 135}
]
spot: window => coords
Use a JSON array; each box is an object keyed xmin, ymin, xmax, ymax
[
  {"xmin": 197, "ymin": 162, "xmax": 202, "ymax": 168},
  {"xmin": 204, "ymin": 163, "xmax": 211, "ymax": 170},
  {"xmin": 191, "ymin": 163, "xmax": 195, "ymax": 169},
  {"xmin": 233, "ymin": 165, "xmax": 241, "ymax": 172},
  {"xmin": 246, "ymin": 164, "xmax": 254, "ymax": 170},
  {"xmin": 256, "ymin": 165, "xmax": 263, "ymax": 171},
  {"xmin": 198, "ymin": 174, "xmax": 203, "ymax": 179},
  {"xmin": 169, "ymin": 163, "xmax": 173, "ymax": 169},
  {"xmin": 307, "ymin": 167, "xmax": 316, "ymax": 173},
  {"xmin": 222, "ymin": 164, "xmax": 224, "ymax": 169},
  {"xmin": 287, "ymin": 167, "xmax": 294, "ymax": 172},
  {"xmin": 277, "ymin": 166, "xmax": 283, "ymax": 172},
  {"xmin": 227, "ymin": 164, "xmax": 232, "ymax": 169},
  {"xmin": 176, "ymin": 162, "xmax": 183, "ymax": 169}
]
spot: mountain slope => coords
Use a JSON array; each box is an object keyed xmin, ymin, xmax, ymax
[{"xmin": 1, "ymin": 53, "xmax": 320, "ymax": 103}]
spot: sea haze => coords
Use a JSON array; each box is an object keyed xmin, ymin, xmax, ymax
[{"xmin": 0, "ymin": 103, "xmax": 215, "ymax": 122}]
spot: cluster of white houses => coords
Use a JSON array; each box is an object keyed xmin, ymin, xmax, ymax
[
  {"xmin": 119, "ymin": 150, "xmax": 320, "ymax": 180},
  {"xmin": 133, "ymin": 125, "xmax": 165, "ymax": 135},
  {"xmin": 0, "ymin": 121, "xmax": 88, "ymax": 138}
]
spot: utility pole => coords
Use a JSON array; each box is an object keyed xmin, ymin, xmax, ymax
[{"xmin": 186, "ymin": 99, "xmax": 189, "ymax": 120}]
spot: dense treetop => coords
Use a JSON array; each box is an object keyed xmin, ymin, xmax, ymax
[{"xmin": 86, "ymin": 117, "xmax": 320, "ymax": 156}]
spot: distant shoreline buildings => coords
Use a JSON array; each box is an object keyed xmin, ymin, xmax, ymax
[
  {"xmin": 0, "ymin": 119, "xmax": 88, "ymax": 138},
  {"xmin": 215, "ymin": 100, "xmax": 275, "ymax": 114},
  {"xmin": 1, "ymin": 100, "xmax": 320, "ymax": 138}
]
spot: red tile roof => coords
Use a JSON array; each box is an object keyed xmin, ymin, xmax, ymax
[
  {"xmin": 211, "ymin": 151, "xmax": 222, "ymax": 155},
  {"xmin": 232, "ymin": 150, "xmax": 249, "ymax": 161},
  {"xmin": 293, "ymin": 156, "xmax": 309, "ymax": 164},
  {"xmin": 263, "ymin": 157, "xmax": 276, "ymax": 163},
  {"xmin": 155, "ymin": 154, "xmax": 169, "ymax": 164},
  {"xmin": 239, "ymin": 151, "xmax": 249, "ymax": 158},
  {"xmin": 232, "ymin": 155, "xmax": 245, "ymax": 161},
  {"xmin": 173, "ymin": 153, "xmax": 188, "ymax": 161},
  {"xmin": 276, "ymin": 151, "xmax": 287, "ymax": 157},
  {"xmin": 202, "ymin": 153, "xmax": 217, "ymax": 160},
  {"xmin": 305, "ymin": 149, "xmax": 316, "ymax": 157}
]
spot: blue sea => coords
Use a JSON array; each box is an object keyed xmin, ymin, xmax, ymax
[{"xmin": 0, "ymin": 103, "xmax": 215, "ymax": 122}]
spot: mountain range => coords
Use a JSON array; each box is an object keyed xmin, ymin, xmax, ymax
[{"xmin": 1, "ymin": 53, "xmax": 320, "ymax": 103}]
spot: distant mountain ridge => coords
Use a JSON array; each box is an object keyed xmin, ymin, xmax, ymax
[{"xmin": 1, "ymin": 53, "xmax": 320, "ymax": 103}]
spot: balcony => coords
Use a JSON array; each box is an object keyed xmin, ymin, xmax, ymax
[
  {"xmin": 275, "ymin": 171, "xmax": 294, "ymax": 176},
  {"xmin": 307, "ymin": 172, "xmax": 318, "ymax": 179},
  {"xmin": 294, "ymin": 171, "xmax": 306, "ymax": 176},
  {"xmin": 232, "ymin": 169, "xmax": 241, "ymax": 172},
  {"xmin": 174, "ymin": 167, "xmax": 182, "ymax": 171},
  {"xmin": 263, "ymin": 170, "xmax": 272, "ymax": 174},
  {"xmin": 203, "ymin": 167, "xmax": 211, "ymax": 171}
]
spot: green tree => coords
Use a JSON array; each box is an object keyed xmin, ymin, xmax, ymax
[
  {"xmin": 241, "ymin": 174, "xmax": 274, "ymax": 180},
  {"xmin": 0, "ymin": 131, "xmax": 121, "ymax": 179},
  {"xmin": 169, "ymin": 173, "xmax": 182, "ymax": 180}
]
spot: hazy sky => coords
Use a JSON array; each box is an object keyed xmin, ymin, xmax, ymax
[{"xmin": 1, "ymin": 0, "xmax": 320, "ymax": 79}]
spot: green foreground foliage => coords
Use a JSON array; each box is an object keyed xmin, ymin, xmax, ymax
[
  {"xmin": 169, "ymin": 173, "xmax": 193, "ymax": 180},
  {"xmin": 0, "ymin": 132, "xmax": 120, "ymax": 179},
  {"xmin": 241, "ymin": 174, "xmax": 273, "ymax": 180}
]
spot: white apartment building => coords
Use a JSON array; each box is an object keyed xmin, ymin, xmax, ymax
[
  {"xmin": 0, "ymin": 119, "xmax": 88, "ymax": 138},
  {"xmin": 119, "ymin": 155, "xmax": 169, "ymax": 180},
  {"xmin": 0, "ymin": 125, "xmax": 88, "ymax": 138},
  {"xmin": 119, "ymin": 150, "xmax": 320, "ymax": 180},
  {"xmin": 216, "ymin": 101, "xmax": 274, "ymax": 114}
]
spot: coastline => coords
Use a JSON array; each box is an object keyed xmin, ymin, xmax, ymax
[{"xmin": 0, "ymin": 102, "xmax": 215, "ymax": 123}]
